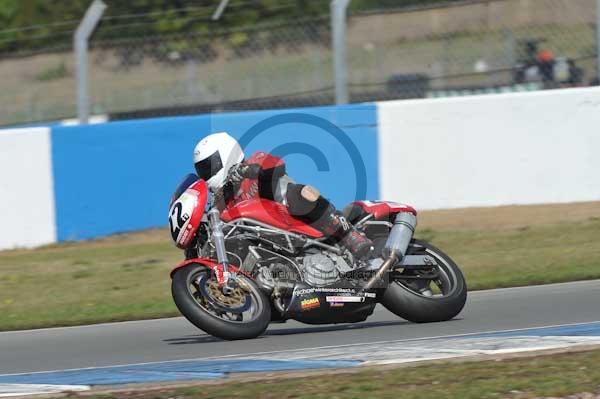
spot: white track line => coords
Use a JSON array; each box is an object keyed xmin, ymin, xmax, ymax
[
  {"xmin": 1, "ymin": 319, "xmax": 599, "ymax": 377},
  {"xmin": 0, "ymin": 384, "xmax": 89, "ymax": 397}
]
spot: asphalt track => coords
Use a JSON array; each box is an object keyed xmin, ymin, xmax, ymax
[{"xmin": 1, "ymin": 280, "xmax": 599, "ymax": 375}]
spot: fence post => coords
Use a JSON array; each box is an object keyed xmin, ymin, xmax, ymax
[
  {"xmin": 331, "ymin": 0, "xmax": 350, "ymax": 105},
  {"xmin": 597, "ymin": 0, "xmax": 600, "ymax": 81},
  {"xmin": 75, "ymin": 0, "xmax": 106, "ymax": 125},
  {"xmin": 212, "ymin": 0, "xmax": 230, "ymax": 20}
]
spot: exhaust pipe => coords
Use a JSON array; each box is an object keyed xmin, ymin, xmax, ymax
[
  {"xmin": 363, "ymin": 212, "xmax": 417, "ymax": 291},
  {"xmin": 383, "ymin": 211, "xmax": 417, "ymax": 260}
]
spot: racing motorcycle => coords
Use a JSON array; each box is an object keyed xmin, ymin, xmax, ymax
[{"xmin": 168, "ymin": 174, "xmax": 467, "ymax": 340}]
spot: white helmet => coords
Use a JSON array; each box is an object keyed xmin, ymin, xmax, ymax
[{"xmin": 193, "ymin": 132, "xmax": 244, "ymax": 191}]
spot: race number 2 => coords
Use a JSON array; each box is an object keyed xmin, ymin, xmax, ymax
[{"xmin": 169, "ymin": 201, "xmax": 187, "ymax": 241}]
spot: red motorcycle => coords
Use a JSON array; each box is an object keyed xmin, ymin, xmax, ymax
[{"xmin": 169, "ymin": 174, "xmax": 467, "ymax": 340}]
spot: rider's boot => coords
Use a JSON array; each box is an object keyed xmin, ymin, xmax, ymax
[
  {"xmin": 339, "ymin": 225, "xmax": 374, "ymax": 260},
  {"xmin": 313, "ymin": 208, "xmax": 375, "ymax": 260},
  {"xmin": 286, "ymin": 184, "xmax": 374, "ymax": 261}
]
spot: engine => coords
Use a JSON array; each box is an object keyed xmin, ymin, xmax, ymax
[{"xmin": 300, "ymin": 252, "xmax": 353, "ymax": 287}]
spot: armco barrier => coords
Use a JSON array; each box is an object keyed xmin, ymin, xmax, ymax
[{"xmin": 377, "ymin": 87, "xmax": 600, "ymax": 210}]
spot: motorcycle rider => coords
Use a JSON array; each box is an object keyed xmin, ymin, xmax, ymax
[{"xmin": 193, "ymin": 132, "xmax": 374, "ymax": 261}]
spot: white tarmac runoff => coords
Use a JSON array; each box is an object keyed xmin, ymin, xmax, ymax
[{"xmin": 1, "ymin": 280, "xmax": 600, "ymax": 396}]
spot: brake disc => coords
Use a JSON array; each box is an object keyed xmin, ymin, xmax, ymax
[{"xmin": 197, "ymin": 274, "xmax": 251, "ymax": 314}]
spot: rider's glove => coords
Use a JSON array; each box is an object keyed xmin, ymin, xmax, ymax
[
  {"xmin": 228, "ymin": 163, "xmax": 248, "ymax": 184},
  {"xmin": 228, "ymin": 163, "xmax": 260, "ymax": 184}
]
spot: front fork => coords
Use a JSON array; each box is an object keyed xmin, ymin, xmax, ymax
[{"xmin": 207, "ymin": 208, "xmax": 235, "ymax": 292}]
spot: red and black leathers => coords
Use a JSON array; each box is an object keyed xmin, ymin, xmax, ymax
[{"xmin": 216, "ymin": 151, "xmax": 373, "ymax": 260}]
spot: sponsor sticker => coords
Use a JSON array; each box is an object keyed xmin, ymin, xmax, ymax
[
  {"xmin": 296, "ymin": 287, "xmax": 356, "ymax": 296},
  {"xmin": 329, "ymin": 302, "xmax": 344, "ymax": 308},
  {"xmin": 325, "ymin": 296, "xmax": 365, "ymax": 303},
  {"xmin": 300, "ymin": 297, "xmax": 320, "ymax": 310}
]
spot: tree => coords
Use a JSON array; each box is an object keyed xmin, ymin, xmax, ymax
[{"xmin": 0, "ymin": 0, "xmax": 457, "ymax": 54}]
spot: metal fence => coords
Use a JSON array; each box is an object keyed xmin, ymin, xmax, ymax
[
  {"xmin": 0, "ymin": 0, "xmax": 598, "ymax": 127},
  {"xmin": 347, "ymin": 0, "xmax": 598, "ymax": 99}
]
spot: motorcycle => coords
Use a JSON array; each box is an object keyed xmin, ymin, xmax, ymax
[
  {"xmin": 168, "ymin": 174, "xmax": 467, "ymax": 340},
  {"xmin": 512, "ymin": 38, "xmax": 584, "ymax": 87}
]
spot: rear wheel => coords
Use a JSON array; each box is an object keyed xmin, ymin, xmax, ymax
[
  {"xmin": 381, "ymin": 239, "xmax": 467, "ymax": 323},
  {"xmin": 172, "ymin": 264, "xmax": 271, "ymax": 340}
]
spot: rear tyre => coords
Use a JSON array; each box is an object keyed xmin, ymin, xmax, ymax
[
  {"xmin": 172, "ymin": 264, "xmax": 271, "ymax": 340},
  {"xmin": 381, "ymin": 239, "xmax": 467, "ymax": 323}
]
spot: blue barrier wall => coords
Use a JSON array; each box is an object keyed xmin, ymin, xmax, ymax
[{"xmin": 51, "ymin": 104, "xmax": 379, "ymax": 241}]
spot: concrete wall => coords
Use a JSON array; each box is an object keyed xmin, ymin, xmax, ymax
[
  {"xmin": 0, "ymin": 128, "xmax": 56, "ymax": 250},
  {"xmin": 45, "ymin": 104, "xmax": 378, "ymax": 243},
  {"xmin": 377, "ymin": 87, "xmax": 600, "ymax": 209},
  {"xmin": 2, "ymin": 87, "xmax": 599, "ymax": 249}
]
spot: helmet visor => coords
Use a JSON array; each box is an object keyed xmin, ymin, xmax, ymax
[{"xmin": 194, "ymin": 150, "xmax": 223, "ymax": 182}]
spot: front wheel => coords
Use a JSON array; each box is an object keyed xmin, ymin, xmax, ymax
[
  {"xmin": 381, "ymin": 239, "xmax": 467, "ymax": 323},
  {"xmin": 172, "ymin": 264, "xmax": 271, "ymax": 340}
]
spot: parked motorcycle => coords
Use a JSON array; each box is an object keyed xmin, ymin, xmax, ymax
[
  {"xmin": 168, "ymin": 174, "xmax": 467, "ymax": 340},
  {"xmin": 512, "ymin": 38, "xmax": 584, "ymax": 87}
]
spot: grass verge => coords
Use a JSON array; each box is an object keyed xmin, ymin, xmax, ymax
[
  {"xmin": 69, "ymin": 348, "xmax": 600, "ymax": 399},
  {"xmin": 0, "ymin": 202, "xmax": 599, "ymax": 331}
]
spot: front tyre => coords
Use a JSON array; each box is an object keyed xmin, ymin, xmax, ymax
[
  {"xmin": 172, "ymin": 264, "xmax": 271, "ymax": 340},
  {"xmin": 381, "ymin": 239, "xmax": 467, "ymax": 323}
]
